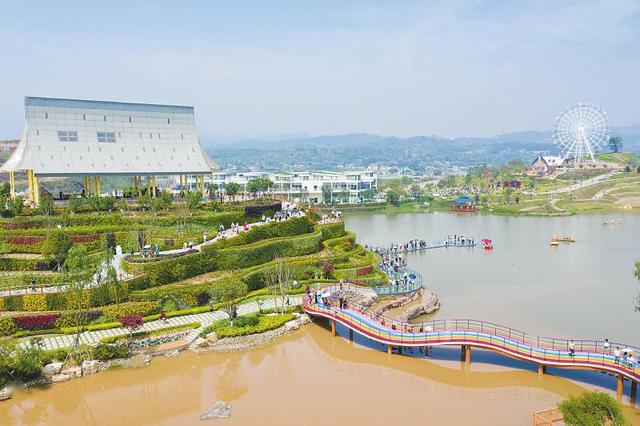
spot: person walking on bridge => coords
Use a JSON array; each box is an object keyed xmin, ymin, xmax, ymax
[
  {"xmin": 614, "ymin": 347, "xmax": 621, "ymax": 364},
  {"xmin": 568, "ymin": 340, "xmax": 575, "ymax": 358},
  {"xmin": 603, "ymin": 338, "xmax": 610, "ymax": 354}
]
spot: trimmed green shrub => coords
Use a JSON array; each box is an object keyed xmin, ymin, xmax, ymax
[
  {"xmin": 0, "ymin": 317, "xmax": 18, "ymax": 336},
  {"xmin": 201, "ymin": 313, "xmax": 294, "ymax": 338},
  {"xmin": 92, "ymin": 344, "xmax": 129, "ymax": 360},
  {"xmin": 210, "ymin": 217, "xmax": 313, "ymax": 249},
  {"xmin": 101, "ymin": 302, "xmax": 158, "ymax": 321},
  {"xmin": 317, "ymin": 221, "xmax": 346, "ymax": 240}
]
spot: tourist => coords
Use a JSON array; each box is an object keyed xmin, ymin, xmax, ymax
[
  {"xmin": 31, "ymin": 279, "xmax": 36, "ymax": 292},
  {"xmin": 160, "ymin": 310, "xmax": 167, "ymax": 323},
  {"xmin": 628, "ymin": 354, "xmax": 636, "ymax": 369},
  {"xmin": 603, "ymin": 338, "xmax": 610, "ymax": 354},
  {"xmin": 614, "ymin": 347, "xmax": 621, "ymax": 364},
  {"xmin": 209, "ymin": 300, "xmax": 214, "ymax": 313},
  {"xmin": 568, "ymin": 340, "xmax": 575, "ymax": 358},
  {"xmin": 243, "ymin": 220, "xmax": 248, "ymax": 231}
]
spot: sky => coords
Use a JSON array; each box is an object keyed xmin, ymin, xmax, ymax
[{"xmin": 0, "ymin": 0, "xmax": 639, "ymax": 140}]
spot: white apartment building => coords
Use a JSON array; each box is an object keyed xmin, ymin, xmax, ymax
[{"xmin": 177, "ymin": 170, "xmax": 378, "ymax": 203}]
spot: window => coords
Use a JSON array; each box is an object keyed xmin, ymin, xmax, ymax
[
  {"xmin": 167, "ymin": 118, "xmax": 170, "ymax": 124},
  {"xmin": 97, "ymin": 132, "xmax": 116, "ymax": 143},
  {"xmin": 103, "ymin": 115, "xmax": 107, "ymax": 121},
  {"xmin": 57, "ymin": 130, "xmax": 78, "ymax": 142},
  {"xmin": 180, "ymin": 134, "xmax": 184, "ymax": 140},
  {"xmin": 129, "ymin": 116, "xmax": 132, "ymax": 123},
  {"xmin": 45, "ymin": 112, "xmax": 48, "ymax": 119},
  {"xmin": 83, "ymin": 114, "xmax": 86, "ymax": 120}
]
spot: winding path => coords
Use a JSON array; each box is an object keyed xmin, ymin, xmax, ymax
[{"xmin": 303, "ymin": 285, "xmax": 639, "ymax": 397}]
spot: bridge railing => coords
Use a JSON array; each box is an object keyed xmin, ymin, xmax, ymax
[{"xmin": 303, "ymin": 287, "xmax": 640, "ymax": 378}]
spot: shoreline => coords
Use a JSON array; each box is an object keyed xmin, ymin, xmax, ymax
[{"xmin": 0, "ymin": 313, "xmax": 312, "ymax": 401}]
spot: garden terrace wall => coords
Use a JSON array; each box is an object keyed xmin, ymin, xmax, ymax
[{"xmin": 123, "ymin": 227, "xmax": 324, "ymax": 290}]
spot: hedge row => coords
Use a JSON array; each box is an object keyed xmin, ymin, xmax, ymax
[
  {"xmin": 317, "ymin": 221, "xmax": 347, "ymax": 241},
  {"xmin": 209, "ymin": 216, "xmax": 313, "ymax": 249},
  {"xmin": 0, "ymin": 301, "xmax": 158, "ymax": 335},
  {"xmin": 0, "ymin": 211, "xmax": 247, "ymax": 230},
  {"xmin": 0, "ymin": 257, "xmax": 54, "ymax": 272},
  {"xmin": 0, "ymin": 281, "xmax": 130, "ymax": 312}
]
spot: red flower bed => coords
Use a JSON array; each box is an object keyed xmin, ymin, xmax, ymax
[
  {"xmin": 356, "ymin": 265, "xmax": 375, "ymax": 276},
  {"xmin": 7, "ymin": 236, "xmax": 45, "ymax": 245},
  {"xmin": 14, "ymin": 314, "xmax": 60, "ymax": 330},
  {"xmin": 70, "ymin": 235, "xmax": 100, "ymax": 243}
]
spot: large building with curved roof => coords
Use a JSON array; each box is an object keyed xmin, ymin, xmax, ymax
[{"xmin": 2, "ymin": 96, "xmax": 217, "ymax": 204}]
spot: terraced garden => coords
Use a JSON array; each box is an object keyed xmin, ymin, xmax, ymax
[{"xmin": 0, "ymin": 200, "xmax": 383, "ymax": 375}]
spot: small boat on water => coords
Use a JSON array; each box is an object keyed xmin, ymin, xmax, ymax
[
  {"xmin": 481, "ymin": 239, "xmax": 494, "ymax": 250},
  {"xmin": 551, "ymin": 236, "xmax": 574, "ymax": 243},
  {"xmin": 550, "ymin": 240, "xmax": 559, "ymax": 246},
  {"xmin": 603, "ymin": 219, "xmax": 624, "ymax": 225}
]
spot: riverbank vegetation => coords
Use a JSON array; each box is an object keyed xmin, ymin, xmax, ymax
[{"xmin": 558, "ymin": 391, "xmax": 627, "ymax": 425}]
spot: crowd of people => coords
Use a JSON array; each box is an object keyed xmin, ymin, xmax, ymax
[
  {"xmin": 445, "ymin": 235, "xmax": 475, "ymax": 246},
  {"xmin": 367, "ymin": 239, "xmax": 430, "ymax": 256},
  {"xmin": 319, "ymin": 210, "xmax": 343, "ymax": 224}
]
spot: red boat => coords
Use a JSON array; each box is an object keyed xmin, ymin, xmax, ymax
[{"xmin": 482, "ymin": 239, "xmax": 493, "ymax": 250}]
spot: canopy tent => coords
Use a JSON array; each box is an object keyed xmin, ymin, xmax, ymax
[{"xmin": 453, "ymin": 196, "xmax": 478, "ymax": 205}]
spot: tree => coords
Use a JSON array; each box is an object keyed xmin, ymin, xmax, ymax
[
  {"xmin": 157, "ymin": 191, "xmax": 173, "ymax": 210},
  {"xmin": 409, "ymin": 184, "xmax": 423, "ymax": 200},
  {"xmin": 224, "ymin": 182, "xmax": 240, "ymax": 201},
  {"xmin": 39, "ymin": 194, "xmax": 54, "ymax": 216},
  {"xmin": 0, "ymin": 182, "xmax": 10, "ymax": 198},
  {"xmin": 558, "ymin": 391, "xmax": 626, "ymax": 426},
  {"xmin": 137, "ymin": 193, "xmax": 151, "ymax": 211},
  {"xmin": 322, "ymin": 183, "xmax": 333, "ymax": 204},
  {"xmin": 246, "ymin": 177, "xmax": 273, "ymax": 199},
  {"xmin": 61, "ymin": 245, "xmax": 94, "ymax": 361},
  {"xmin": 209, "ymin": 281, "xmax": 248, "ymax": 326},
  {"xmin": 42, "ymin": 230, "xmax": 72, "ymax": 271},
  {"xmin": 361, "ymin": 188, "xmax": 377, "ymax": 202},
  {"xmin": 608, "ymin": 136, "xmax": 623, "ymax": 153},
  {"xmin": 266, "ymin": 258, "xmax": 293, "ymax": 314},
  {"xmin": 504, "ymin": 187, "xmax": 513, "ymax": 205},
  {"xmin": 67, "ymin": 196, "xmax": 84, "ymax": 214},
  {"xmin": 185, "ymin": 192, "xmax": 201, "ymax": 215},
  {"xmin": 120, "ymin": 315, "xmax": 144, "ymax": 339},
  {"xmin": 385, "ymin": 188, "xmax": 402, "ymax": 206},
  {"xmin": 8, "ymin": 196, "xmax": 23, "ymax": 217}
]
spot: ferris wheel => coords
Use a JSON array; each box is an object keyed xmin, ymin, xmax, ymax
[{"xmin": 553, "ymin": 103, "xmax": 609, "ymax": 164}]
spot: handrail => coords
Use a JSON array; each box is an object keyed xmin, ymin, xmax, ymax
[{"xmin": 303, "ymin": 283, "xmax": 640, "ymax": 381}]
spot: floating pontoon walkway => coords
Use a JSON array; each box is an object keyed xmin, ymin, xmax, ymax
[{"xmin": 303, "ymin": 286, "xmax": 639, "ymax": 399}]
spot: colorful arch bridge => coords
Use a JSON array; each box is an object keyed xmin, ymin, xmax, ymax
[{"xmin": 302, "ymin": 285, "xmax": 640, "ymax": 399}]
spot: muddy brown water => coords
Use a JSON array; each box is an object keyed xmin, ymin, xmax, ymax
[{"xmin": 2, "ymin": 326, "xmax": 639, "ymax": 425}]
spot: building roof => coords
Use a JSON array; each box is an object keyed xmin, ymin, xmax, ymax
[
  {"xmin": 532, "ymin": 155, "xmax": 567, "ymax": 167},
  {"xmin": 1, "ymin": 96, "xmax": 217, "ymax": 176}
]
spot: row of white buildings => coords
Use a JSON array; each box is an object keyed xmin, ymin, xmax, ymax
[{"xmin": 175, "ymin": 170, "xmax": 378, "ymax": 204}]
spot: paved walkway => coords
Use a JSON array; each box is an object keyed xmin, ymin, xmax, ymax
[{"xmin": 25, "ymin": 295, "xmax": 303, "ymax": 351}]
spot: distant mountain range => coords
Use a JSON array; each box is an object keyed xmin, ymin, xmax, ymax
[{"xmin": 203, "ymin": 125, "xmax": 640, "ymax": 172}]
